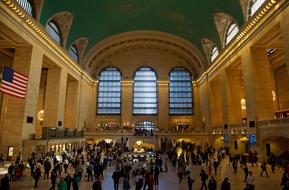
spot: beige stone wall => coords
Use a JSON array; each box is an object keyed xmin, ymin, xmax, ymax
[{"xmin": 209, "ymin": 76, "xmax": 224, "ymax": 127}]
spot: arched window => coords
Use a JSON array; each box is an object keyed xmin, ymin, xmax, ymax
[
  {"xmin": 69, "ymin": 46, "xmax": 78, "ymax": 62},
  {"xmin": 225, "ymin": 23, "xmax": 239, "ymax": 45},
  {"xmin": 16, "ymin": 0, "xmax": 33, "ymax": 16},
  {"xmin": 169, "ymin": 67, "xmax": 192, "ymax": 115},
  {"xmin": 249, "ymin": 0, "xmax": 266, "ymax": 17},
  {"xmin": 97, "ymin": 67, "xmax": 121, "ymax": 114},
  {"xmin": 133, "ymin": 67, "xmax": 157, "ymax": 115},
  {"xmin": 210, "ymin": 46, "xmax": 219, "ymax": 62},
  {"xmin": 46, "ymin": 22, "xmax": 61, "ymax": 44}
]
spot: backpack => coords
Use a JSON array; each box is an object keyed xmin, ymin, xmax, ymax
[
  {"xmin": 285, "ymin": 180, "xmax": 289, "ymax": 188},
  {"xmin": 204, "ymin": 174, "xmax": 208, "ymax": 180},
  {"xmin": 138, "ymin": 178, "xmax": 144, "ymax": 186}
]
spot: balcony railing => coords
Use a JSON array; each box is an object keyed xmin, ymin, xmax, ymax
[
  {"xmin": 42, "ymin": 127, "xmax": 84, "ymax": 140},
  {"xmin": 258, "ymin": 117, "xmax": 289, "ymax": 127}
]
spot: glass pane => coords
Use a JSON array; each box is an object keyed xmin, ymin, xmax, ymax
[
  {"xmin": 133, "ymin": 67, "xmax": 157, "ymax": 114},
  {"xmin": 16, "ymin": 0, "xmax": 32, "ymax": 16},
  {"xmin": 97, "ymin": 67, "xmax": 121, "ymax": 114},
  {"xmin": 46, "ymin": 22, "xmax": 61, "ymax": 44},
  {"xmin": 225, "ymin": 23, "xmax": 239, "ymax": 45},
  {"xmin": 210, "ymin": 46, "xmax": 219, "ymax": 62},
  {"xmin": 69, "ymin": 46, "xmax": 78, "ymax": 62},
  {"xmin": 169, "ymin": 68, "xmax": 193, "ymax": 115},
  {"xmin": 249, "ymin": 0, "xmax": 266, "ymax": 17}
]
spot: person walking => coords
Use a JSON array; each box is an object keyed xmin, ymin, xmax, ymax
[
  {"xmin": 220, "ymin": 177, "xmax": 231, "ymax": 190},
  {"xmin": 187, "ymin": 176, "xmax": 195, "ymax": 190},
  {"xmin": 260, "ymin": 161, "xmax": 269, "ymax": 177},
  {"xmin": 213, "ymin": 159, "xmax": 218, "ymax": 176},
  {"xmin": 63, "ymin": 158, "xmax": 69, "ymax": 174},
  {"xmin": 208, "ymin": 176, "xmax": 217, "ymax": 190},
  {"xmin": 92, "ymin": 177, "xmax": 102, "ymax": 190},
  {"xmin": 147, "ymin": 171, "xmax": 154, "ymax": 190},
  {"xmin": 44, "ymin": 159, "xmax": 51, "ymax": 179},
  {"xmin": 232, "ymin": 158, "xmax": 237, "ymax": 174},
  {"xmin": 280, "ymin": 172, "xmax": 289, "ymax": 190},
  {"xmin": 154, "ymin": 166, "xmax": 160, "ymax": 185},
  {"xmin": 86, "ymin": 162, "xmax": 93, "ymax": 182},
  {"xmin": 200, "ymin": 169, "xmax": 208, "ymax": 190},
  {"xmin": 135, "ymin": 171, "xmax": 144, "ymax": 190},
  {"xmin": 49, "ymin": 169, "xmax": 57, "ymax": 190},
  {"xmin": 0, "ymin": 174, "xmax": 10, "ymax": 190},
  {"xmin": 64, "ymin": 174, "xmax": 72, "ymax": 190},
  {"xmin": 123, "ymin": 172, "xmax": 130, "ymax": 190},
  {"xmin": 72, "ymin": 175, "xmax": 80, "ymax": 190},
  {"xmin": 246, "ymin": 172, "xmax": 255, "ymax": 190},
  {"xmin": 57, "ymin": 177, "xmax": 67, "ymax": 190},
  {"xmin": 243, "ymin": 164, "xmax": 249, "ymax": 182},
  {"xmin": 112, "ymin": 169, "xmax": 120, "ymax": 190},
  {"xmin": 33, "ymin": 165, "xmax": 41, "ymax": 188}
]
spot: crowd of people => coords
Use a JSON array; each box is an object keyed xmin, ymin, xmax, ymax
[{"xmin": 0, "ymin": 141, "xmax": 288, "ymax": 190}]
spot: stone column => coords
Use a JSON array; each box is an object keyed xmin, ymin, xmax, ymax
[
  {"xmin": 241, "ymin": 47, "xmax": 275, "ymax": 122},
  {"xmin": 280, "ymin": 10, "xmax": 289, "ymax": 78},
  {"xmin": 209, "ymin": 76, "xmax": 223, "ymax": 128},
  {"xmin": 199, "ymin": 78, "xmax": 211, "ymax": 129},
  {"xmin": 0, "ymin": 46, "xmax": 43, "ymax": 155},
  {"xmin": 223, "ymin": 69, "xmax": 243, "ymax": 125},
  {"xmin": 241, "ymin": 46, "xmax": 275, "ymax": 153},
  {"xmin": 193, "ymin": 84, "xmax": 202, "ymax": 128},
  {"xmin": 121, "ymin": 80, "xmax": 133, "ymax": 125},
  {"xmin": 157, "ymin": 81, "xmax": 169, "ymax": 129},
  {"xmin": 43, "ymin": 68, "xmax": 67, "ymax": 127},
  {"xmin": 64, "ymin": 80, "xmax": 80, "ymax": 129}
]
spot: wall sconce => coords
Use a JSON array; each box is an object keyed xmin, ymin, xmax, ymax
[
  {"xmin": 37, "ymin": 109, "xmax": 44, "ymax": 121},
  {"xmin": 272, "ymin": 91, "xmax": 276, "ymax": 101},
  {"xmin": 241, "ymin": 99, "xmax": 246, "ymax": 110}
]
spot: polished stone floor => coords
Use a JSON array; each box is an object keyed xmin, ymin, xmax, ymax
[{"xmin": 7, "ymin": 158, "xmax": 284, "ymax": 190}]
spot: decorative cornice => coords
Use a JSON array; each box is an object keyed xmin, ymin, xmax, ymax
[{"xmin": 0, "ymin": 0, "xmax": 94, "ymax": 84}]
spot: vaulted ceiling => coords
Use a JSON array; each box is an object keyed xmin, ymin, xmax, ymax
[{"xmin": 40, "ymin": 0, "xmax": 244, "ymax": 54}]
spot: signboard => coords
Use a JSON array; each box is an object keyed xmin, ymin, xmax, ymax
[
  {"xmin": 249, "ymin": 134, "xmax": 256, "ymax": 144},
  {"xmin": 8, "ymin": 146, "xmax": 14, "ymax": 157}
]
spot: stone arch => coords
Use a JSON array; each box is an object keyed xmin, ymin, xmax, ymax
[
  {"xmin": 201, "ymin": 38, "xmax": 219, "ymax": 65},
  {"xmin": 46, "ymin": 11, "xmax": 74, "ymax": 47},
  {"xmin": 30, "ymin": 0, "xmax": 45, "ymax": 21},
  {"xmin": 239, "ymin": 0, "xmax": 251, "ymax": 21},
  {"xmin": 83, "ymin": 30, "xmax": 206, "ymax": 79},
  {"xmin": 213, "ymin": 12, "xmax": 240, "ymax": 48},
  {"xmin": 68, "ymin": 37, "xmax": 88, "ymax": 66}
]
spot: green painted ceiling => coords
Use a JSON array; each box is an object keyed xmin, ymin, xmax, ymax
[{"xmin": 40, "ymin": 0, "xmax": 244, "ymax": 55}]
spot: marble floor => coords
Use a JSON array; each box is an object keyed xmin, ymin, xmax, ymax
[{"xmin": 7, "ymin": 158, "xmax": 285, "ymax": 190}]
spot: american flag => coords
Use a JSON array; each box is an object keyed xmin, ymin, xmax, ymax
[{"xmin": 0, "ymin": 66, "xmax": 28, "ymax": 99}]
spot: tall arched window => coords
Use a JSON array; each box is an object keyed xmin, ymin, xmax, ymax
[
  {"xmin": 133, "ymin": 67, "xmax": 157, "ymax": 115},
  {"xmin": 249, "ymin": 0, "xmax": 266, "ymax": 17},
  {"xmin": 69, "ymin": 46, "xmax": 78, "ymax": 62},
  {"xmin": 46, "ymin": 22, "xmax": 61, "ymax": 44},
  {"xmin": 16, "ymin": 0, "xmax": 33, "ymax": 16},
  {"xmin": 169, "ymin": 67, "xmax": 193, "ymax": 115},
  {"xmin": 210, "ymin": 46, "xmax": 219, "ymax": 63},
  {"xmin": 225, "ymin": 23, "xmax": 239, "ymax": 45},
  {"xmin": 97, "ymin": 67, "xmax": 121, "ymax": 114}
]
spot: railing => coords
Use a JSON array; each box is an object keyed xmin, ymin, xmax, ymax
[
  {"xmin": 84, "ymin": 128, "xmax": 210, "ymax": 136},
  {"xmin": 258, "ymin": 117, "xmax": 289, "ymax": 127},
  {"xmin": 42, "ymin": 127, "xmax": 84, "ymax": 140}
]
